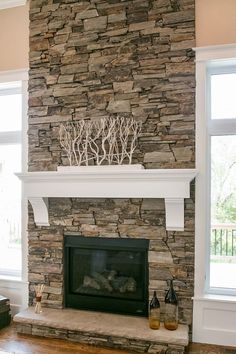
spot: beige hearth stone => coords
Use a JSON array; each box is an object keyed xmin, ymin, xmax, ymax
[{"xmin": 14, "ymin": 307, "xmax": 188, "ymax": 349}]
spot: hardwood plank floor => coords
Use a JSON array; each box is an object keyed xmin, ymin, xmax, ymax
[{"xmin": 0, "ymin": 324, "xmax": 235, "ymax": 354}]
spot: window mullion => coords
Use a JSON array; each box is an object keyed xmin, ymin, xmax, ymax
[
  {"xmin": 0, "ymin": 131, "xmax": 21, "ymax": 144},
  {"xmin": 208, "ymin": 119, "xmax": 236, "ymax": 136}
]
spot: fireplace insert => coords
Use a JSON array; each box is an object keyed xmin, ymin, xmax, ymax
[{"xmin": 64, "ymin": 235, "xmax": 149, "ymax": 316}]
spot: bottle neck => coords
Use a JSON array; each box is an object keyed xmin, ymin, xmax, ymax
[{"xmin": 165, "ymin": 280, "xmax": 178, "ymax": 304}]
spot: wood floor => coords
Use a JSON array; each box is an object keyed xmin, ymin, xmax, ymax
[{"xmin": 0, "ymin": 324, "xmax": 235, "ymax": 354}]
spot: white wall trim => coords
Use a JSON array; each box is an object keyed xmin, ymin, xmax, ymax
[
  {"xmin": 0, "ymin": 69, "xmax": 28, "ymax": 82},
  {"xmin": 0, "ymin": 278, "xmax": 28, "ymax": 315},
  {"xmin": 193, "ymin": 44, "xmax": 236, "ymax": 347},
  {"xmin": 0, "ymin": 0, "xmax": 27, "ymax": 10},
  {"xmin": 0, "ymin": 69, "xmax": 28, "ymax": 312},
  {"xmin": 194, "ymin": 43, "xmax": 236, "ymax": 62}
]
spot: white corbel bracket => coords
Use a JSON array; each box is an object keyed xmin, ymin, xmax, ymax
[
  {"xmin": 165, "ymin": 198, "xmax": 184, "ymax": 231},
  {"xmin": 29, "ymin": 197, "xmax": 49, "ymax": 226},
  {"xmin": 16, "ymin": 168, "xmax": 197, "ymax": 231}
]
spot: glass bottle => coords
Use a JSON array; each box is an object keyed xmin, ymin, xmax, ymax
[
  {"xmin": 149, "ymin": 291, "xmax": 160, "ymax": 330},
  {"xmin": 164, "ymin": 279, "xmax": 178, "ymax": 330}
]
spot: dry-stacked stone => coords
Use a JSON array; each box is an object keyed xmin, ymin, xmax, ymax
[{"xmin": 28, "ymin": 0, "xmax": 195, "ymax": 333}]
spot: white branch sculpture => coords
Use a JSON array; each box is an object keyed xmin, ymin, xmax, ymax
[{"xmin": 59, "ymin": 117, "xmax": 142, "ymax": 166}]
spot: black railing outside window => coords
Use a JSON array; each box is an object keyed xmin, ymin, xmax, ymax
[{"xmin": 211, "ymin": 224, "xmax": 236, "ymax": 256}]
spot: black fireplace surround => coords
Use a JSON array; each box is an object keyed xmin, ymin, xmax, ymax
[{"xmin": 64, "ymin": 235, "xmax": 149, "ymax": 316}]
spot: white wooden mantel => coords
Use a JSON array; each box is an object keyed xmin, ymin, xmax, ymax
[{"xmin": 16, "ymin": 167, "xmax": 197, "ymax": 231}]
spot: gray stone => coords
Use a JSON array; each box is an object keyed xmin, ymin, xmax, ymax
[
  {"xmin": 166, "ymin": 63, "xmax": 195, "ymax": 77},
  {"xmin": 172, "ymin": 146, "xmax": 193, "ymax": 162},
  {"xmin": 101, "ymin": 28, "xmax": 128, "ymax": 37},
  {"xmin": 149, "ymin": 251, "xmax": 173, "ymax": 264},
  {"xmin": 108, "ymin": 12, "xmax": 126, "ymax": 23},
  {"xmin": 118, "ymin": 225, "xmax": 166, "ymax": 239},
  {"xmin": 107, "ymin": 99, "xmax": 131, "ymax": 113},
  {"xmin": 144, "ymin": 151, "xmax": 175, "ymax": 163},
  {"xmin": 162, "ymin": 10, "xmax": 194, "ymax": 24},
  {"xmin": 113, "ymin": 81, "xmax": 133, "ymax": 93},
  {"xmin": 141, "ymin": 199, "xmax": 165, "ymax": 211},
  {"xmin": 76, "ymin": 9, "xmax": 98, "ymax": 20},
  {"xmin": 129, "ymin": 21, "xmax": 155, "ymax": 32},
  {"xmin": 84, "ymin": 16, "xmax": 107, "ymax": 31}
]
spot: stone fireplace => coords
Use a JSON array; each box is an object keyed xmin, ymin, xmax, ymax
[{"xmin": 15, "ymin": 0, "xmax": 196, "ymax": 352}]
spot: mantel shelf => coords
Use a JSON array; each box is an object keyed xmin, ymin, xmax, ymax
[{"xmin": 16, "ymin": 168, "xmax": 197, "ymax": 231}]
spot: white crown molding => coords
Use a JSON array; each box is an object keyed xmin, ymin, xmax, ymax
[
  {"xmin": 16, "ymin": 168, "xmax": 197, "ymax": 231},
  {"xmin": 194, "ymin": 43, "xmax": 236, "ymax": 62},
  {"xmin": 0, "ymin": 0, "xmax": 27, "ymax": 10},
  {"xmin": 0, "ymin": 69, "xmax": 28, "ymax": 82}
]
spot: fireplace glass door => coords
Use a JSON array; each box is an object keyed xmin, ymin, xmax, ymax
[{"xmin": 64, "ymin": 236, "xmax": 149, "ymax": 316}]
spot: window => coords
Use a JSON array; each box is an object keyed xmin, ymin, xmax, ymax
[
  {"xmin": 0, "ymin": 80, "xmax": 24, "ymax": 279},
  {"xmin": 194, "ymin": 46, "xmax": 236, "ymax": 347},
  {"xmin": 207, "ymin": 66, "xmax": 236, "ymax": 294}
]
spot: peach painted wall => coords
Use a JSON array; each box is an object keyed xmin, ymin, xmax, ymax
[
  {"xmin": 0, "ymin": 1, "xmax": 235, "ymax": 71},
  {"xmin": 0, "ymin": 3, "xmax": 29, "ymax": 71},
  {"xmin": 196, "ymin": 0, "xmax": 236, "ymax": 47}
]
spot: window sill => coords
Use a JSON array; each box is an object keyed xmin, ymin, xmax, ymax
[
  {"xmin": 193, "ymin": 294, "xmax": 236, "ymax": 304},
  {"xmin": 0, "ymin": 275, "xmax": 22, "ymax": 282}
]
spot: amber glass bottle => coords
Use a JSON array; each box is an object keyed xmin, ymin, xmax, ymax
[
  {"xmin": 149, "ymin": 291, "xmax": 160, "ymax": 330},
  {"xmin": 164, "ymin": 280, "xmax": 178, "ymax": 330}
]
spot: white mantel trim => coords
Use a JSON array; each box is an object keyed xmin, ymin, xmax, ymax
[{"xmin": 16, "ymin": 168, "xmax": 197, "ymax": 231}]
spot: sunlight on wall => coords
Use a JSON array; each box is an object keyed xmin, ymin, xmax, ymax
[{"xmin": 0, "ymin": 4, "xmax": 29, "ymax": 71}]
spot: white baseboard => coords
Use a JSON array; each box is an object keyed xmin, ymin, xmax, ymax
[
  {"xmin": 193, "ymin": 297, "xmax": 236, "ymax": 347},
  {"xmin": 0, "ymin": 278, "xmax": 28, "ymax": 316}
]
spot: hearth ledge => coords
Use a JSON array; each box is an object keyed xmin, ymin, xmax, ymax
[
  {"xmin": 14, "ymin": 307, "xmax": 188, "ymax": 353},
  {"xmin": 16, "ymin": 168, "xmax": 197, "ymax": 231}
]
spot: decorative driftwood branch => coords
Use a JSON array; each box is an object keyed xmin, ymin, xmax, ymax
[{"xmin": 59, "ymin": 117, "xmax": 142, "ymax": 166}]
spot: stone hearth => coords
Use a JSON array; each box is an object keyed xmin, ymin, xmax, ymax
[{"xmin": 14, "ymin": 307, "xmax": 188, "ymax": 354}]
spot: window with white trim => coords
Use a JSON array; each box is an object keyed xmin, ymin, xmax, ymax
[
  {"xmin": 0, "ymin": 81, "xmax": 23, "ymax": 279},
  {"xmin": 207, "ymin": 64, "xmax": 236, "ymax": 294}
]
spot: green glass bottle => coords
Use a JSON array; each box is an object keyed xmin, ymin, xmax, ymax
[
  {"xmin": 164, "ymin": 280, "xmax": 178, "ymax": 330},
  {"xmin": 149, "ymin": 291, "xmax": 160, "ymax": 330}
]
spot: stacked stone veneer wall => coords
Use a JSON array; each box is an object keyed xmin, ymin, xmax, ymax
[{"xmin": 28, "ymin": 0, "xmax": 195, "ymax": 328}]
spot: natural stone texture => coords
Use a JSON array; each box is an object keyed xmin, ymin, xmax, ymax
[
  {"xmin": 166, "ymin": 63, "xmax": 195, "ymax": 77},
  {"xmin": 149, "ymin": 251, "xmax": 173, "ymax": 264},
  {"xmin": 144, "ymin": 152, "xmax": 175, "ymax": 163},
  {"xmin": 129, "ymin": 21, "xmax": 155, "ymax": 32},
  {"xmin": 108, "ymin": 12, "xmax": 126, "ymax": 23},
  {"xmin": 172, "ymin": 147, "xmax": 193, "ymax": 162},
  {"xmin": 107, "ymin": 99, "xmax": 131, "ymax": 113},
  {"xmin": 141, "ymin": 199, "xmax": 165, "ymax": 211},
  {"xmin": 28, "ymin": 0, "xmax": 195, "ymax": 337},
  {"xmin": 14, "ymin": 307, "xmax": 188, "ymax": 353},
  {"xmin": 76, "ymin": 9, "xmax": 98, "ymax": 20},
  {"xmin": 113, "ymin": 81, "xmax": 133, "ymax": 93},
  {"xmin": 84, "ymin": 16, "xmax": 107, "ymax": 31},
  {"xmin": 162, "ymin": 10, "xmax": 195, "ymax": 25}
]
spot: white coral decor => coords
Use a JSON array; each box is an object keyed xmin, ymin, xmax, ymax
[{"xmin": 59, "ymin": 117, "xmax": 142, "ymax": 166}]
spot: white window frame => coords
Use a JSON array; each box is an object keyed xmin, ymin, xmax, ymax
[
  {"xmin": 193, "ymin": 44, "xmax": 236, "ymax": 347},
  {"xmin": 206, "ymin": 65, "xmax": 236, "ymax": 296},
  {"xmin": 0, "ymin": 83, "xmax": 22, "ymax": 278},
  {"xmin": 0, "ymin": 69, "xmax": 28, "ymax": 313}
]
